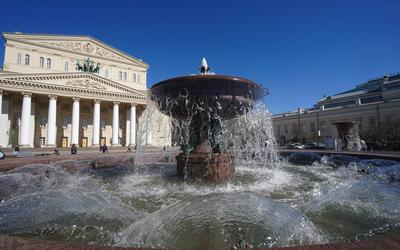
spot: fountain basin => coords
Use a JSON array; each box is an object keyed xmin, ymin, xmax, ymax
[{"xmin": 150, "ymin": 74, "xmax": 264, "ymax": 119}]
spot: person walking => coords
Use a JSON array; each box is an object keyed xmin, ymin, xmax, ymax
[
  {"xmin": 101, "ymin": 144, "xmax": 108, "ymax": 153},
  {"xmin": 71, "ymin": 143, "xmax": 78, "ymax": 154}
]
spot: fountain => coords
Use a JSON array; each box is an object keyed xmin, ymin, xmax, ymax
[
  {"xmin": 0, "ymin": 60, "xmax": 399, "ymax": 250},
  {"xmin": 150, "ymin": 58, "xmax": 265, "ymax": 179}
]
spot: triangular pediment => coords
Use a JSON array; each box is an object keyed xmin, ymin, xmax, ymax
[
  {"xmin": 0, "ymin": 72, "xmax": 146, "ymax": 97},
  {"xmin": 3, "ymin": 33, "xmax": 148, "ymax": 68}
]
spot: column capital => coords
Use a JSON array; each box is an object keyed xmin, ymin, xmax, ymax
[
  {"xmin": 0, "ymin": 89, "xmax": 3, "ymax": 95},
  {"xmin": 72, "ymin": 97, "xmax": 80, "ymax": 102},
  {"xmin": 48, "ymin": 94, "xmax": 57, "ymax": 100},
  {"xmin": 94, "ymin": 99, "xmax": 102, "ymax": 104},
  {"xmin": 113, "ymin": 101, "xmax": 120, "ymax": 105},
  {"xmin": 130, "ymin": 103, "xmax": 137, "ymax": 107},
  {"xmin": 21, "ymin": 92, "xmax": 32, "ymax": 97}
]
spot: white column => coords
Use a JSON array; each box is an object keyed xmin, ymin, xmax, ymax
[
  {"xmin": 112, "ymin": 101, "xmax": 120, "ymax": 146},
  {"xmin": 92, "ymin": 100, "xmax": 101, "ymax": 146},
  {"xmin": 125, "ymin": 109, "xmax": 130, "ymax": 146},
  {"xmin": 129, "ymin": 104, "xmax": 136, "ymax": 146},
  {"xmin": 46, "ymin": 95, "xmax": 57, "ymax": 147},
  {"xmin": 0, "ymin": 90, "xmax": 2, "ymax": 117},
  {"xmin": 19, "ymin": 92, "xmax": 32, "ymax": 147},
  {"xmin": 71, "ymin": 97, "xmax": 80, "ymax": 146}
]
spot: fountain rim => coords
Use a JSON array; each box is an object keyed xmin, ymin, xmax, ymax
[{"xmin": 150, "ymin": 74, "xmax": 263, "ymax": 90}]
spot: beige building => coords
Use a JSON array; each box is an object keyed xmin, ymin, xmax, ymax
[
  {"xmin": 0, "ymin": 32, "xmax": 171, "ymax": 148},
  {"xmin": 272, "ymin": 73, "xmax": 400, "ymax": 149}
]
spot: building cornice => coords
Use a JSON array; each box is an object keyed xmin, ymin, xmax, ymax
[
  {"xmin": 0, "ymin": 72, "xmax": 146, "ymax": 96},
  {"xmin": 0, "ymin": 73, "xmax": 147, "ymax": 104}
]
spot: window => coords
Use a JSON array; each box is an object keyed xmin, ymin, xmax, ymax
[
  {"xmin": 123, "ymin": 72, "xmax": 127, "ymax": 81},
  {"xmin": 292, "ymin": 124, "xmax": 297, "ymax": 133},
  {"xmin": 385, "ymin": 116, "xmax": 392, "ymax": 125},
  {"xmin": 132, "ymin": 73, "xmax": 137, "ymax": 83},
  {"xmin": 64, "ymin": 61, "xmax": 69, "ymax": 72},
  {"xmin": 369, "ymin": 117, "xmax": 376, "ymax": 128},
  {"xmin": 105, "ymin": 69, "xmax": 109, "ymax": 78},
  {"xmin": 40, "ymin": 115, "xmax": 48, "ymax": 128},
  {"xmin": 46, "ymin": 58, "xmax": 51, "ymax": 69},
  {"xmin": 39, "ymin": 57, "xmax": 44, "ymax": 68},
  {"xmin": 358, "ymin": 118, "xmax": 363, "ymax": 132},
  {"xmin": 100, "ymin": 119, "xmax": 106, "ymax": 129},
  {"xmin": 119, "ymin": 71, "xmax": 122, "ymax": 80},
  {"xmin": 25, "ymin": 54, "xmax": 30, "ymax": 65},
  {"xmin": 39, "ymin": 137, "xmax": 46, "ymax": 146},
  {"xmin": 137, "ymin": 74, "xmax": 140, "ymax": 83},
  {"xmin": 310, "ymin": 123, "xmax": 315, "ymax": 132},
  {"xmin": 277, "ymin": 126, "xmax": 281, "ymax": 135},
  {"xmin": 62, "ymin": 117, "xmax": 69, "ymax": 128},
  {"xmin": 284, "ymin": 125, "xmax": 288, "ymax": 134},
  {"xmin": 17, "ymin": 53, "xmax": 22, "ymax": 64},
  {"xmin": 82, "ymin": 118, "xmax": 88, "ymax": 129}
]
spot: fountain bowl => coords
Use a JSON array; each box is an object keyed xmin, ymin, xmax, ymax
[{"xmin": 150, "ymin": 74, "xmax": 265, "ymax": 119}]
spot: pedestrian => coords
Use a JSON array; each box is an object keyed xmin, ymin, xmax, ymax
[
  {"xmin": 54, "ymin": 148, "xmax": 60, "ymax": 156},
  {"xmin": 102, "ymin": 144, "xmax": 108, "ymax": 153},
  {"xmin": 13, "ymin": 146, "xmax": 20, "ymax": 157},
  {"xmin": 71, "ymin": 143, "xmax": 78, "ymax": 154}
]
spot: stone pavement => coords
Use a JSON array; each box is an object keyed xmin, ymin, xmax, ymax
[
  {"xmin": 1, "ymin": 234, "xmax": 400, "ymax": 250},
  {"xmin": 0, "ymin": 147, "xmax": 179, "ymax": 172}
]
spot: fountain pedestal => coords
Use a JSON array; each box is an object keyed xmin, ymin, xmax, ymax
[{"xmin": 177, "ymin": 140, "xmax": 235, "ymax": 180}]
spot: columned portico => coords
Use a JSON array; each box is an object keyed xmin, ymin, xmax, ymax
[
  {"xmin": 129, "ymin": 104, "xmax": 136, "ymax": 146},
  {"xmin": 112, "ymin": 101, "xmax": 120, "ymax": 146},
  {"xmin": 19, "ymin": 92, "xmax": 32, "ymax": 148},
  {"xmin": 71, "ymin": 97, "xmax": 80, "ymax": 145},
  {"xmin": 92, "ymin": 100, "xmax": 101, "ymax": 147},
  {"xmin": 46, "ymin": 95, "xmax": 57, "ymax": 147}
]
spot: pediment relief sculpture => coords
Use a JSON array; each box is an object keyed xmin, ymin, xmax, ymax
[
  {"xmin": 65, "ymin": 79, "xmax": 106, "ymax": 90},
  {"xmin": 37, "ymin": 41, "xmax": 125, "ymax": 61}
]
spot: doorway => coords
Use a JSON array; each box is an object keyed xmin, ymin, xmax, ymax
[
  {"xmin": 61, "ymin": 137, "xmax": 68, "ymax": 148},
  {"xmin": 81, "ymin": 137, "xmax": 88, "ymax": 147}
]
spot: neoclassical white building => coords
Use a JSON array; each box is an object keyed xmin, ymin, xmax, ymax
[
  {"xmin": 272, "ymin": 73, "xmax": 400, "ymax": 148},
  {"xmin": 0, "ymin": 32, "xmax": 171, "ymax": 148}
]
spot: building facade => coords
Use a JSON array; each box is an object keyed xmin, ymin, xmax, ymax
[
  {"xmin": 272, "ymin": 73, "xmax": 400, "ymax": 149},
  {"xmin": 0, "ymin": 32, "xmax": 171, "ymax": 148}
]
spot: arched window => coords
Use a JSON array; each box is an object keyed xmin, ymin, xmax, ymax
[
  {"xmin": 132, "ymin": 73, "xmax": 137, "ymax": 83},
  {"xmin": 64, "ymin": 61, "xmax": 69, "ymax": 72},
  {"xmin": 24, "ymin": 54, "xmax": 30, "ymax": 65},
  {"xmin": 123, "ymin": 72, "xmax": 127, "ymax": 81},
  {"xmin": 39, "ymin": 57, "xmax": 44, "ymax": 68},
  {"xmin": 16, "ymin": 53, "xmax": 22, "ymax": 64},
  {"xmin": 119, "ymin": 71, "xmax": 122, "ymax": 80},
  {"xmin": 46, "ymin": 58, "xmax": 51, "ymax": 69}
]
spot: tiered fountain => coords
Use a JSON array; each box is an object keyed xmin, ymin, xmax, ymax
[{"xmin": 150, "ymin": 58, "xmax": 265, "ymax": 179}]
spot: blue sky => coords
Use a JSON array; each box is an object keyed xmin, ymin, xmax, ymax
[{"xmin": 1, "ymin": 0, "xmax": 399, "ymax": 113}]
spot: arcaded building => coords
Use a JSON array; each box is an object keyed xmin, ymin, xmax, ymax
[
  {"xmin": 0, "ymin": 32, "xmax": 171, "ymax": 148},
  {"xmin": 272, "ymin": 73, "xmax": 400, "ymax": 148}
]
